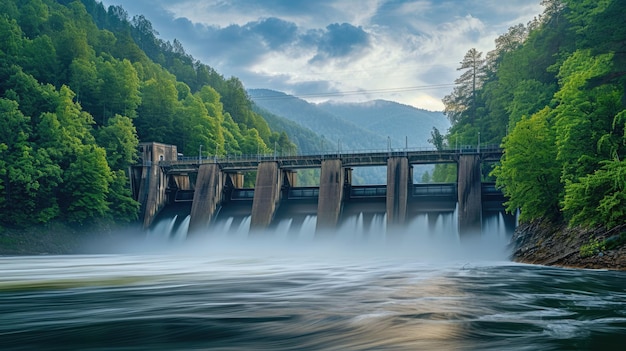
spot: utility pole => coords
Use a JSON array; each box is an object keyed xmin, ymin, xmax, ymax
[{"xmin": 199, "ymin": 144, "xmax": 203, "ymax": 164}]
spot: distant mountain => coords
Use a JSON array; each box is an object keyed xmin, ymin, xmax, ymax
[
  {"xmin": 249, "ymin": 89, "xmax": 448, "ymax": 152},
  {"xmin": 317, "ymin": 100, "xmax": 449, "ymax": 149},
  {"xmin": 249, "ymin": 89, "xmax": 385, "ymax": 151},
  {"xmin": 251, "ymin": 104, "xmax": 328, "ymax": 154}
]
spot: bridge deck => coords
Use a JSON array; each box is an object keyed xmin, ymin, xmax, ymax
[{"xmin": 158, "ymin": 146, "xmax": 503, "ymax": 174}]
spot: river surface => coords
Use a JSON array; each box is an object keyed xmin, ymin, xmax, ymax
[{"xmin": 1, "ymin": 233, "xmax": 625, "ymax": 351}]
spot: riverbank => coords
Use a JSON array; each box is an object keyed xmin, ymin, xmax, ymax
[
  {"xmin": 511, "ymin": 219, "xmax": 626, "ymax": 270},
  {"xmin": 0, "ymin": 222, "xmax": 143, "ymax": 256}
]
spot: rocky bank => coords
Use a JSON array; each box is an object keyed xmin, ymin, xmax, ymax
[{"xmin": 511, "ymin": 219, "xmax": 626, "ymax": 270}]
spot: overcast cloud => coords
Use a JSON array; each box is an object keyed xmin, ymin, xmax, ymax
[{"xmin": 99, "ymin": 0, "xmax": 543, "ymax": 111}]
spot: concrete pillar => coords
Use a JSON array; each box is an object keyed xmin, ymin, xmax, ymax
[
  {"xmin": 283, "ymin": 170, "xmax": 298, "ymax": 187},
  {"xmin": 457, "ymin": 154, "xmax": 482, "ymax": 235},
  {"xmin": 141, "ymin": 164, "xmax": 168, "ymax": 229},
  {"xmin": 386, "ymin": 157, "xmax": 410, "ymax": 228},
  {"xmin": 227, "ymin": 172, "xmax": 245, "ymax": 189},
  {"xmin": 188, "ymin": 164, "xmax": 223, "ymax": 234},
  {"xmin": 250, "ymin": 162, "xmax": 282, "ymax": 230},
  {"xmin": 172, "ymin": 174, "xmax": 191, "ymax": 190},
  {"xmin": 316, "ymin": 159, "xmax": 344, "ymax": 231}
]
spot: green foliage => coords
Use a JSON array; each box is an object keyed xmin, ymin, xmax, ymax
[
  {"xmin": 444, "ymin": 0, "xmax": 626, "ymax": 229},
  {"xmin": 95, "ymin": 114, "xmax": 139, "ymax": 170},
  {"xmin": 562, "ymin": 160, "xmax": 626, "ymax": 228},
  {"xmin": 60, "ymin": 145, "xmax": 112, "ymax": 223},
  {"xmin": 492, "ymin": 108, "xmax": 561, "ymax": 221},
  {"xmin": 0, "ymin": 0, "xmax": 294, "ymax": 228},
  {"xmin": 580, "ymin": 232, "xmax": 626, "ymax": 258},
  {"xmin": 579, "ymin": 238, "xmax": 605, "ymax": 258},
  {"xmin": 107, "ymin": 169, "xmax": 140, "ymax": 222}
]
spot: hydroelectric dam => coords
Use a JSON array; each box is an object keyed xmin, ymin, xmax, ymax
[{"xmin": 131, "ymin": 142, "xmax": 514, "ymax": 238}]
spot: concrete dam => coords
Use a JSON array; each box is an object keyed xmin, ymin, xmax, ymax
[{"xmin": 131, "ymin": 142, "xmax": 514, "ymax": 238}]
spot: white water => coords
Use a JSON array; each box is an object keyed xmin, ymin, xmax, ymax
[{"xmin": 145, "ymin": 209, "xmax": 513, "ymax": 264}]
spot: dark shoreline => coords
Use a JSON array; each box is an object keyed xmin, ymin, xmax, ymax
[
  {"xmin": 511, "ymin": 219, "xmax": 626, "ymax": 271},
  {"xmin": 0, "ymin": 222, "xmax": 144, "ymax": 256}
]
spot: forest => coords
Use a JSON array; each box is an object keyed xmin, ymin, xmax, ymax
[
  {"xmin": 0, "ymin": 0, "xmax": 295, "ymax": 227},
  {"xmin": 2, "ymin": 0, "xmax": 625, "ymax": 234},
  {"xmin": 441, "ymin": 0, "xmax": 626, "ymax": 229}
]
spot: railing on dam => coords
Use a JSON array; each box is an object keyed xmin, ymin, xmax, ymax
[{"xmin": 158, "ymin": 145, "xmax": 503, "ymax": 173}]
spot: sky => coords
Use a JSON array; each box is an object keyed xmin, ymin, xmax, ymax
[{"xmin": 99, "ymin": 0, "xmax": 543, "ymax": 111}]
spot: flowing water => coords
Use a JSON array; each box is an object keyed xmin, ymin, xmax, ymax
[{"xmin": 1, "ymin": 214, "xmax": 625, "ymax": 350}]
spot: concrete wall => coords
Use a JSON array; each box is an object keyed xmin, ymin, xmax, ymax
[
  {"xmin": 283, "ymin": 170, "xmax": 298, "ymax": 187},
  {"xmin": 188, "ymin": 164, "xmax": 223, "ymax": 234},
  {"xmin": 316, "ymin": 159, "xmax": 345, "ymax": 231},
  {"xmin": 226, "ymin": 172, "xmax": 245, "ymax": 188},
  {"xmin": 135, "ymin": 142, "xmax": 179, "ymax": 228},
  {"xmin": 172, "ymin": 174, "xmax": 191, "ymax": 190},
  {"xmin": 386, "ymin": 157, "xmax": 410, "ymax": 228},
  {"xmin": 250, "ymin": 162, "xmax": 282, "ymax": 230},
  {"xmin": 457, "ymin": 154, "xmax": 482, "ymax": 235}
]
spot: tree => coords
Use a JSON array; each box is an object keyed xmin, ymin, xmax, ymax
[
  {"xmin": 60, "ymin": 144, "xmax": 112, "ymax": 223},
  {"xmin": 0, "ymin": 98, "xmax": 61, "ymax": 226},
  {"xmin": 69, "ymin": 57, "xmax": 100, "ymax": 111},
  {"xmin": 553, "ymin": 50, "xmax": 618, "ymax": 185},
  {"xmin": 427, "ymin": 127, "xmax": 445, "ymax": 151},
  {"xmin": 107, "ymin": 169, "xmax": 139, "ymax": 222},
  {"xmin": 562, "ymin": 160, "xmax": 626, "ymax": 228},
  {"xmin": 95, "ymin": 57, "xmax": 141, "ymax": 123},
  {"xmin": 491, "ymin": 108, "xmax": 562, "ymax": 221},
  {"xmin": 95, "ymin": 114, "xmax": 139, "ymax": 170},
  {"xmin": 135, "ymin": 74, "xmax": 178, "ymax": 142},
  {"xmin": 443, "ymin": 48, "xmax": 486, "ymax": 125},
  {"xmin": 20, "ymin": 35, "xmax": 58, "ymax": 84}
]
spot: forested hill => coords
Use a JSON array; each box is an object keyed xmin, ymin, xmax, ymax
[
  {"xmin": 249, "ymin": 89, "xmax": 386, "ymax": 151},
  {"xmin": 317, "ymin": 100, "xmax": 448, "ymax": 149},
  {"xmin": 0, "ymin": 0, "xmax": 294, "ymax": 227},
  {"xmin": 249, "ymin": 89, "xmax": 448, "ymax": 151},
  {"xmin": 442, "ymin": 0, "xmax": 626, "ymax": 229}
]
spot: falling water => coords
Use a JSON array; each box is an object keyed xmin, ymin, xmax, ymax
[
  {"xmin": 148, "ymin": 215, "xmax": 178, "ymax": 240},
  {"xmin": 172, "ymin": 215, "xmax": 190, "ymax": 241}
]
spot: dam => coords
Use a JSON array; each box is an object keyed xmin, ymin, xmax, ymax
[{"xmin": 131, "ymin": 142, "xmax": 514, "ymax": 238}]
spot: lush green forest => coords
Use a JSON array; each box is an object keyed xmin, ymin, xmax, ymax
[
  {"xmin": 441, "ymin": 0, "xmax": 626, "ymax": 228},
  {"xmin": 0, "ymin": 0, "xmax": 294, "ymax": 227}
]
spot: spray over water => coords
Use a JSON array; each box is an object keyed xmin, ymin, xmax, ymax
[{"xmin": 141, "ymin": 208, "xmax": 514, "ymax": 265}]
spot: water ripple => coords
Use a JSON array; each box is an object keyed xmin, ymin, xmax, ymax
[{"xmin": 0, "ymin": 255, "xmax": 625, "ymax": 350}]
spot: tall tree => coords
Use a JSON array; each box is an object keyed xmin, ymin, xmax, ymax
[{"xmin": 443, "ymin": 48, "xmax": 485, "ymax": 125}]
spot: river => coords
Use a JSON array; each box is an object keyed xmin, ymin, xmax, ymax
[{"xmin": 1, "ymin": 218, "xmax": 625, "ymax": 350}]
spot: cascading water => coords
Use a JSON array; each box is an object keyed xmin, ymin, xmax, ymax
[
  {"xmin": 172, "ymin": 215, "xmax": 190, "ymax": 241},
  {"xmin": 147, "ymin": 202, "xmax": 516, "ymax": 264}
]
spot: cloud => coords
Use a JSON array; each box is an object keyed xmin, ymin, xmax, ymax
[
  {"xmin": 252, "ymin": 17, "xmax": 298, "ymax": 50},
  {"xmin": 99, "ymin": 0, "xmax": 543, "ymax": 111},
  {"xmin": 310, "ymin": 23, "xmax": 371, "ymax": 63}
]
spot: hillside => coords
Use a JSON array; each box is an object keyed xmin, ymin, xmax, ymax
[
  {"xmin": 249, "ymin": 89, "xmax": 448, "ymax": 151},
  {"xmin": 252, "ymin": 104, "xmax": 328, "ymax": 154},
  {"xmin": 249, "ymin": 89, "xmax": 386, "ymax": 151},
  {"xmin": 317, "ymin": 100, "xmax": 448, "ymax": 149}
]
